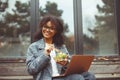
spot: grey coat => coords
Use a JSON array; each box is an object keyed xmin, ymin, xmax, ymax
[{"xmin": 26, "ymin": 39, "xmax": 69, "ymax": 80}]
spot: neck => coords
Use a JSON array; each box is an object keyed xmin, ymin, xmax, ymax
[{"xmin": 44, "ymin": 38, "xmax": 53, "ymax": 44}]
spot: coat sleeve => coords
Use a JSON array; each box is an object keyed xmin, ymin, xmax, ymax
[{"xmin": 26, "ymin": 44, "xmax": 50, "ymax": 75}]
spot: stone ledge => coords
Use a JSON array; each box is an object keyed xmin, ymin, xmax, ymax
[
  {"xmin": 0, "ymin": 76, "xmax": 33, "ymax": 80},
  {"xmin": 0, "ymin": 75, "xmax": 120, "ymax": 80},
  {"xmin": 95, "ymin": 73, "xmax": 120, "ymax": 78}
]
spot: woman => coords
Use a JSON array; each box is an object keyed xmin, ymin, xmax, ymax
[{"xmin": 26, "ymin": 15, "xmax": 96, "ymax": 80}]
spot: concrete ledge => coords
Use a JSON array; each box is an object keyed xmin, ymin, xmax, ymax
[
  {"xmin": 0, "ymin": 76, "xmax": 33, "ymax": 80},
  {"xmin": 0, "ymin": 75, "xmax": 120, "ymax": 80},
  {"xmin": 95, "ymin": 73, "xmax": 120, "ymax": 80}
]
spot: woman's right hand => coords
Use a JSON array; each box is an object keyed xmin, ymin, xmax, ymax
[{"xmin": 45, "ymin": 44, "xmax": 54, "ymax": 56}]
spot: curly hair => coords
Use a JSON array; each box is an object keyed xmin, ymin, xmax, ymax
[{"xmin": 34, "ymin": 15, "xmax": 65, "ymax": 47}]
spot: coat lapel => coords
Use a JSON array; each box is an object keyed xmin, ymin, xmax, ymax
[
  {"xmin": 37, "ymin": 39, "xmax": 53, "ymax": 75},
  {"xmin": 37, "ymin": 38, "xmax": 45, "ymax": 50},
  {"xmin": 37, "ymin": 38, "xmax": 62, "ymax": 76}
]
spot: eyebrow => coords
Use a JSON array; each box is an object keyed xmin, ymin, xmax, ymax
[{"xmin": 44, "ymin": 25, "xmax": 56, "ymax": 28}]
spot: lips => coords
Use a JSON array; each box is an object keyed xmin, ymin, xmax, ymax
[
  {"xmin": 44, "ymin": 33, "xmax": 50, "ymax": 36},
  {"xmin": 42, "ymin": 28, "xmax": 55, "ymax": 39},
  {"xmin": 43, "ymin": 31, "xmax": 51, "ymax": 37}
]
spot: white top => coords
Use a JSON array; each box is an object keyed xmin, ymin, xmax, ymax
[{"xmin": 50, "ymin": 50, "xmax": 59, "ymax": 76}]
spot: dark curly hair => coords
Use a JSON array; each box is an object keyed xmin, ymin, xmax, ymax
[{"xmin": 34, "ymin": 15, "xmax": 65, "ymax": 47}]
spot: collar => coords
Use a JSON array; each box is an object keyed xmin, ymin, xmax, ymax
[
  {"xmin": 37, "ymin": 38, "xmax": 45, "ymax": 50},
  {"xmin": 37, "ymin": 38, "xmax": 56, "ymax": 50}
]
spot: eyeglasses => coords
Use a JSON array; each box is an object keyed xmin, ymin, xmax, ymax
[{"xmin": 43, "ymin": 26, "xmax": 56, "ymax": 31}]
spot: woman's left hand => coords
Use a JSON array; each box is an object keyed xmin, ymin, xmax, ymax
[{"xmin": 56, "ymin": 59, "xmax": 68, "ymax": 66}]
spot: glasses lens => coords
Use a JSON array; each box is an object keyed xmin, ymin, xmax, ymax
[{"xmin": 43, "ymin": 26, "xmax": 56, "ymax": 31}]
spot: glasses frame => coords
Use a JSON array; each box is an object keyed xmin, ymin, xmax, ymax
[{"xmin": 43, "ymin": 26, "xmax": 56, "ymax": 31}]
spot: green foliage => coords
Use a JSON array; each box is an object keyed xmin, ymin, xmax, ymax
[
  {"xmin": 95, "ymin": 0, "xmax": 115, "ymax": 29},
  {"xmin": 40, "ymin": 1, "xmax": 63, "ymax": 17},
  {"xmin": 83, "ymin": 0, "xmax": 115, "ymax": 54},
  {"xmin": 0, "ymin": 1, "xmax": 30, "ymax": 37}
]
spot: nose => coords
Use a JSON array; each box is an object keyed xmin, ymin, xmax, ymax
[{"xmin": 46, "ymin": 28, "xmax": 50, "ymax": 31}]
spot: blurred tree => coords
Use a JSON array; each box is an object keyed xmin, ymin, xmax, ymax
[
  {"xmin": 0, "ymin": 1, "xmax": 30, "ymax": 37},
  {"xmin": 87, "ymin": 0, "xmax": 116, "ymax": 54},
  {"xmin": 83, "ymin": 34, "xmax": 99, "ymax": 54},
  {"xmin": 0, "ymin": 0, "xmax": 8, "ymax": 12},
  {"xmin": 40, "ymin": 1, "xmax": 63, "ymax": 17},
  {"xmin": 95, "ymin": 0, "xmax": 115, "ymax": 29}
]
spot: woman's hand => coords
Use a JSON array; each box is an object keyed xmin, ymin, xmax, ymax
[
  {"xmin": 45, "ymin": 44, "xmax": 54, "ymax": 56},
  {"xmin": 53, "ymin": 51, "xmax": 69, "ymax": 66},
  {"xmin": 56, "ymin": 59, "xmax": 68, "ymax": 66}
]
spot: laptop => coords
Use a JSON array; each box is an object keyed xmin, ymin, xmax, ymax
[{"xmin": 52, "ymin": 55, "xmax": 94, "ymax": 78}]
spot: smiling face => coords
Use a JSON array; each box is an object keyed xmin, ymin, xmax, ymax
[{"xmin": 42, "ymin": 21, "xmax": 56, "ymax": 40}]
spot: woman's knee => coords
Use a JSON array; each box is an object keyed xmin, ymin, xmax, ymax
[
  {"xmin": 66, "ymin": 74, "xmax": 85, "ymax": 80},
  {"xmin": 81, "ymin": 72, "xmax": 96, "ymax": 80}
]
